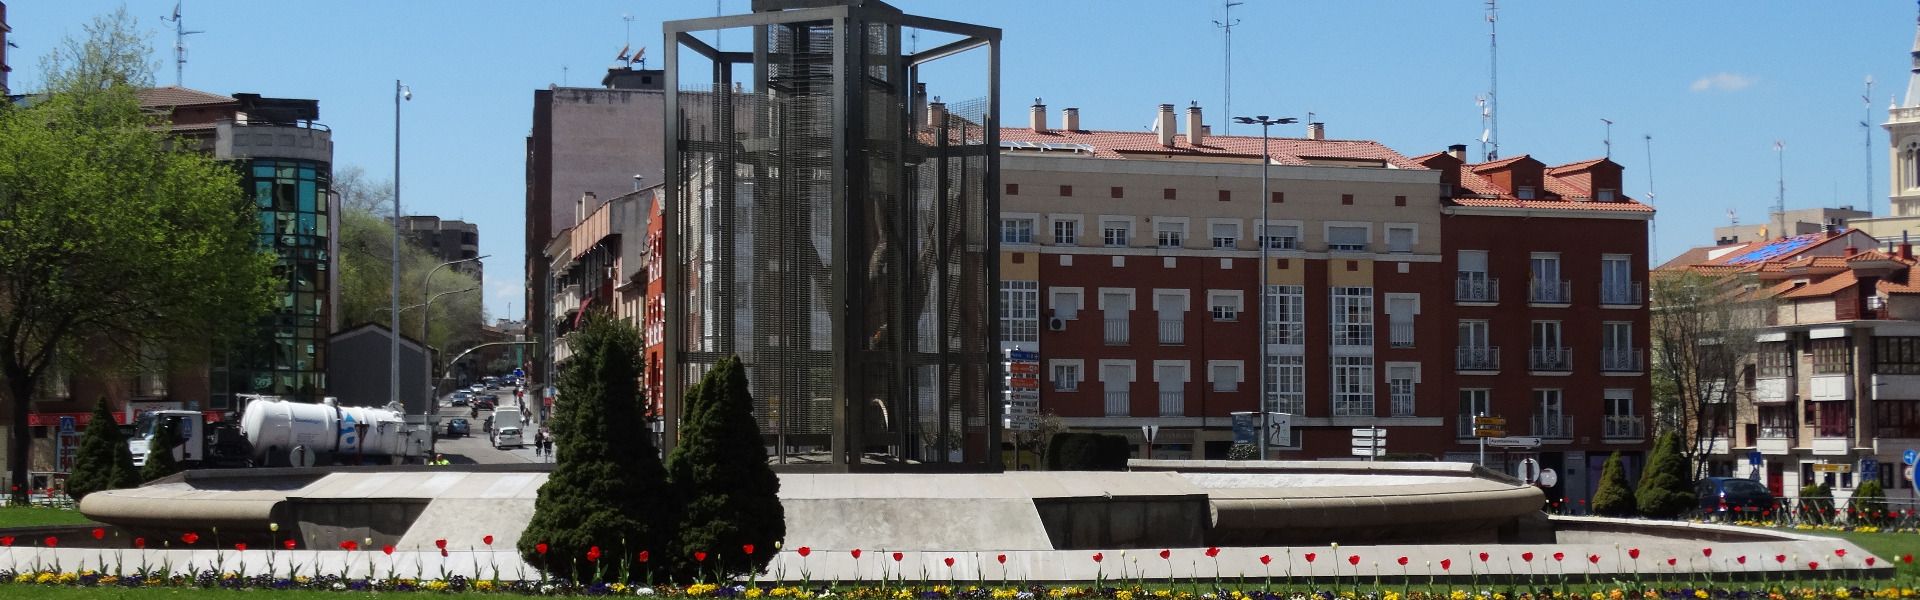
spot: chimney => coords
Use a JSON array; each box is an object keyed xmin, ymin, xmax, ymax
[
  {"xmin": 1905, "ymin": 231, "xmax": 1915, "ymax": 260},
  {"xmin": 1062, "ymin": 107, "xmax": 1080, "ymax": 131},
  {"xmin": 1447, "ymin": 144, "xmax": 1468, "ymax": 161},
  {"xmin": 578, "ymin": 192, "xmax": 596, "ymax": 226},
  {"xmin": 1030, "ymin": 98, "xmax": 1048, "ymax": 132},
  {"xmin": 1307, "ymin": 122, "xmax": 1326, "ymax": 140},
  {"xmin": 927, "ymin": 98, "xmax": 947, "ymax": 129},
  {"xmin": 1186, "ymin": 102, "xmax": 1205, "ymax": 146},
  {"xmin": 912, "ymin": 83, "xmax": 928, "ymax": 132},
  {"xmin": 1845, "ymin": 246, "xmax": 1858, "ymax": 257},
  {"xmin": 1157, "ymin": 104, "xmax": 1177, "ymax": 147}
]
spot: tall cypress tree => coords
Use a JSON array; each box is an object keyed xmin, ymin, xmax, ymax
[
  {"xmin": 1635, "ymin": 431, "xmax": 1697, "ymax": 518},
  {"xmin": 1590, "ymin": 451, "xmax": 1636, "ymax": 517},
  {"xmin": 139, "ymin": 418, "xmax": 182, "ymax": 482},
  {"xmin": 66, "ymin": 398, "xmax": 139, "ymax": 500},
  {"xmin": 518, "ymin": 316, "xmax": 676, "ymax": 582},
  {"xmin": 666, "ymin": 356, "xmax": 784, "ymax": 581}
]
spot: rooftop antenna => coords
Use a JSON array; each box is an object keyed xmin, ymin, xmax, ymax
[
  {"xmin": 1484, "ymin": 0, "xmax": 1500, "ymax": 161},
  {"xmin": 1727, "ymin": 209, "xmax": 1738, "ymax": 226},
  {"xmin": 1600, "ymin": 118, "xmax": 1613, "ymax": 158},
  {"xmin": 1774, "ymin": 140, "xmax": 1787, "ymax": 240},
  {"xmin": 623, "ymin": 14, "xmax": 638, "ymax": 48},
  {"xmin": 1213, "ymin": 1, "xmax": 1244, "ymax": 134},
  {"xmin": 1476, "ymin": 95, "xmax": 1490, "ymax": 161},
  {"xmin": 1864, "ymin": 74, "xmax": 1877, "ymax": 215},
  {"xmin": 1644, "ymin": 134, "xmax": 1658, "ymax": 263},
  {"xmin": 159, "ymin": 2, "xmax": 203, "ymax": 86}
]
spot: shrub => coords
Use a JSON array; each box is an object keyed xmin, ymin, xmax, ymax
[
  {"xmin": 1591, "ymin": 451, "xmax": 1636, "ymax": 517},
  {"xmin": 1227, "ymin": 443, "xmax": 1258, "ymax": 460},
  {"xmin": 1798, "ymin": 483, "xmax": 1832, "ymax": 524},
  {"xmin": 1045, "ymin": 432, "xmax": 1130, "ymax": 470},
  {"xmin": 1635, "ymin": 431, "xmax": 1696, "ymax": 518},
  {"xmin": 518, "ymin": 316, "xmax": 677, "ymax": 583},
  {"xmin": 666, "ymin": 356, "xmax": 784, "ymax": 582},
  {"xmin": 1850, "ymin": 480, "xmax": 1887, "ymax": 526},
  {"xmin": 66, "ymin": 398, "xmax": 140, "ymax": 501}
]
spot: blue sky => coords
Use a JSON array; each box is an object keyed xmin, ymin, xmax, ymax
[{"xmin": 9, "ymin": 1, "xmax": 1920, "ymax": 321}]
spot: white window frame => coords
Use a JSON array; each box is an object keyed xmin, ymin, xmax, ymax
[
  {"xmin": 1050, "ymin": 214, "xmax": 1083, "ymax": 246},
  {"xmin": 1601, "ymin": 254, "xmax": 1632, "ymax": 302},
  {"xmin": 1332, "ymin": 355, "xmax": 1375, "ymax": 417},
  {"xmin": 1385, "ymin": 293, "xmax": 1419, "ymax": 348},
  {"xmin": 1266, "ymin": 285, "xmax": 1305, "ymax": 346},
  {"xmin": 1458, "ymin": 250, "xmax": 1489, "ymax": 278},
  {"xmin": 1517, "ymin": 186, "xmax": 1537, "ymax": 199},
  {"xmin": 1331, "ymin": 286, "xmax": 1375, "ymax": 348},
  {"xmin": 1049, "ymin": 287, "xmax": 1085, "ymax": 320},
  {"xmin": 1154, "ymin": 217, "xmax": 1188, "ymax": 249},
  {"xmin": 1387, "ymin": 362, "xmax": 1419, "ymax": 417},
  {"xmin": 1385, "ymin": 223, "xmax": 1418, "ymax": 253},
  {"xmin": 1604, "ymin": 388, "xmax": 1633, "ymax": 417},
  {"xmin": 1050, "ymin": 359, "xmax": 1084, "ymax": 392},
  {"xmin": 1267, "ymin": 354, "xmax": 1305, "ymax": 415},
  {"xmin": 1325, "ymin": 221, "xmax": 1373, "ymax": 252},
  {"xmin": 1000, "ymin": 280, "xmax": 1040, "ymax": 343},
  {"xmin": 1208, "ymin": 289, "xmax": 1244, "ymax": 322},
  {"xmin": 1208, "ymin": 360, "xmax": 1244, "ymax": 393},
  {"xmin": 1256, "ymin": 220, "xmax": 1302, "ymax": 250},
  {"xmin": 1153, "ymin": 360, "xmax": 1190, "ymax": 417},
  {"xmin": 1001, "ymin": 214, "xmax": 1038, "ymax": 245},
  {"xmin": 1459, "ymin": 388, "xmax": 1490, "ymax": 436},
  {"xmin": 1100, "ymin": 216, "xmax": 1134, "ymax": 247},
  {"xmin": 1208, "ymin": 218, "xmax": 1241, "ymax": 249},
  {"xmin": 1099, "ymin": 359, "xmax": 1137, "ymax": 417}
]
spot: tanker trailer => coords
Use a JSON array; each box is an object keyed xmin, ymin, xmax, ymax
[{"xmin": 237, "ymin": 397, "xmax": 429, "ymax": 466}]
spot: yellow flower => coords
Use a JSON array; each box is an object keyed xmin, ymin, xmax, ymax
[
  {"xmin": 1385, "ymin": 592, "xmax": 1402, "ymax": 600},
  {"xmin": 1451, "ymin": 591, "xmax": 1470, "ymax": 600},
  {"xmin": 1697, "ymin": 591, "xmax": 1710, "ymax": 599},
  {"xmin": 1118, "ymin": 591, "xmax": 1135, "ymax": 600},
  {"xmin": 475, "ymin": 580, "xmax": 495, "ymax": 591},
  {"xmin": 1592, "ymin": 593, "xmax": 1605, "ymax": 600},
  {"xmin": 747, "ymin": 587, "xmax": 765, "ymax": 598}
]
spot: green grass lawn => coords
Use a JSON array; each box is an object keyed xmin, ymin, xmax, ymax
[
  {"xmin": 1793, "ymin": 528, "xmax": 1920, "ymax": 576},
  {"xmin": 0, "ymin": 506, "xmax": 93, "ymax": 529},
  {"xmin": 18, "ymin": 589, "xmax": 496, "ymax": 599}
]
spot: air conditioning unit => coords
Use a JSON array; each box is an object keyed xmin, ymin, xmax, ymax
[{"xmin": 1047, "ymin": 317, "xmax": 1068, "ymax": 331}]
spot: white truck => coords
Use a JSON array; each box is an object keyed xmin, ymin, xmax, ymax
[{"xmin": 129, "ymin": 396, "xmax": 431, "ymax": 468}]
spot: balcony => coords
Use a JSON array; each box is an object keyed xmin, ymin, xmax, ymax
[
  {"xmin": 553, "ymin": 333, "xmax": 575, "ymax": 365},
  {"xmin": 1390, "ymin": 327, "xmax": 1414, "ymax": 348},
  {"xmin": 1529, "ymin": 347, "xmax": 1572, "ymax": 372},
  {"xmin": 1601, "ymin": 348, "xmax": 1644, "ymax": 373},
  {"xmin": 1809, "ymin": 374, "xmax": 1852, "ymax": 402},
  {"xmin": 1264, "ymin": 322, "xmax": 1304, "ymax": 346},
  {"xmin": 553, "ymin": 283, "xmax": 583, "ymax": 319},
  {"xmin": 1457, "ymin": 346, "xmax": 1500, "ymax": 372},
  {"xmin": 1529, "ymin": 279, "xmax": 1571, "ymax": 305},
  {"xmin": 1158, "ymin": 391, "xmax": 1185, "ymax": 417},
  {"xmin": 1600, "ymin": 282, "xmax": 1643, "ymax": 306},
  {"xmin": 1532, "ymin": 414, "xmax": 1573, "ymax": 439},
  {"xmin": 1104, "ymin": 391, "xmax": 1129, "ymax": 417},
  {"xmin": 1812, "ymin": 435, "xmax": 1852, "ymax": 456},
  {"xmin": 1602, "ymin": 415, "xmax": 1645, "ymax": 440},
  {"xmin": 1756, "ymin": 432, "xmax": 1793, "ymax": 454},
  {"xmin": 1158, "ymin": 318, "xmax": 1184, "ymax": 345},
  {"xmin": 1754, "ymin": 377, "xmax": 1793, "ymax": 403},
  {"xmin": 1873, "ymin": 373, "xmax": 1920, "ymax": 400},
  {"xmin": 1104, "ymin": 317, "xmax": 1130, "ymax": 346},
  {"xmin": 1456, "ymin": 277, "xmax": 1498, "ymax": 303}
]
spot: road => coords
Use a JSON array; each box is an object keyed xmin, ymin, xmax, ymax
[{"xmin": 428, "ymin": 385, "xmax": 553, "ymax": 465}]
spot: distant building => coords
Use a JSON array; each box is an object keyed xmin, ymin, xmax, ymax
[
  {"xmin": 1715, "ymin": 207, "xmax": 1871, "ymax": 245},
  {"xmin": 325, "ymin": 323, "xmax": 430, "ymax": 416},
  {"xmin": 398, "ymin": 215, "xmax": 482, "ymax": 280},
  {"xmin": 1, "ymin": 2, "xmax": 11, "ymax": 97},
  {"xmin": 547, "ymin": 186, "xmax": 658, "ymax": 417}
]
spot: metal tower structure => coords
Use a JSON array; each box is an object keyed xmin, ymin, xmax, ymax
[
  {"xmin": 1213, "ymin": 1, "xmax": 1243, "ymax": 134},
  {"xmin": 1484, "ymin": 0, "xmax": 1500, "ymax": 161},
  {"xmin": 159, "ymin": 2, "xmax": 202, "ymax": 86}
]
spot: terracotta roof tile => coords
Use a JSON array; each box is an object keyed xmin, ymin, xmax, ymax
[
  {"xmin": 1779, "ymin": 271, "xmax": 1858, "ymax": 299},
  {"xmin": 1545, "ymin": 158, "xmax": 1609, "ymax": 174},
  {"xmin": 1469, "ymin": 154, "xmax": 1532, "ymax": 172},
  {"xmin": 997, "ymin": 128, "xmax": 1427, "ymax": 169},
  {"xmin": 137, "ymin": 86, "xmax": 235, "ymax": 108},
  {"xmin": 1450, "ymin": 197, "xmax": 1654, "ymax": 212},
  {"xmin": 1882, "ymin": 279, "xmax": 1920, "ymax": 295}
]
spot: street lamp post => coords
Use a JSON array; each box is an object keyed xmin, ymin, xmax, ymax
[
  {"xmin": 422, "ymin": 256, "xmax": 487, "ymax": 404},
  {"xmin": 1233, "ymin": 115, "xmax": 1297, "ymax": 461},
  {"xmin": 390, "ymin": 80, "xmax": 411, "ymax": 409}
]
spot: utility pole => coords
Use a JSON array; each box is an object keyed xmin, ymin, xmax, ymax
[
  {"xmin": 1644, "ymin": 134, "xmax": 1658, "ymax": 263},
  {"xmin": 1866, "ymin": 75, "xmax": 1877, "ymax": 215},
  {"xmin": 1775, "ymin": 140, "xmax": 1787, "ymax": 239},
  {"xmin": 1235, "ymin": 114, "xmax": 1297, "ymax": 460}
]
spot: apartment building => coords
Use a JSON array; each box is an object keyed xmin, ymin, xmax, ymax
[
  {"xmin": 546, "ymin": 186, "xmax": 661, "ymax": 416},
  {"xmin": 398, "ymin": 215, "xmax": 482, "ymax": 280},
  {"xmin": 1716, "ymin": 207, "xmax": 1872, "ymax": 246}
]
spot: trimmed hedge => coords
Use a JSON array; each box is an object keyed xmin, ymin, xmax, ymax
[{"xmin": 1045, "ymin": 433, "xmax": 1130, "ymax": 470}]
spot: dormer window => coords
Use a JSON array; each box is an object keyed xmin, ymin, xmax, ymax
[
  {"xmin": 1597, "ymin": 189, "xmax": 1616, "ymax": 201},
  {"xmin": 1516, "ymin": 186, "xmax": 1536, "ymax": 199}
]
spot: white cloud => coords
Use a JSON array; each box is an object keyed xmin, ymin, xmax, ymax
[
  {"xmin": 487, "ymin": 279, "xmax": 523, "ymax": 319},
  {"xmin": 1690, "ymin": 73, "xmax": 1757, "ymax": 93}
]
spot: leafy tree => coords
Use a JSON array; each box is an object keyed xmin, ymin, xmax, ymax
[
  {"xmin": 666, "ymin": 356, "xmax": 784, "ymax": 581},
  {"xmin": 1635, "ymin": 431, "xmax": 1697, "ymax": 518},
  {"xmin": 0, "ymin": 8, "xmax": 275, "ymax": 502},
  {"xmin": 1851, "ymin": 479, "xmax": 1887, "ymax": 526},
  {"xmin": 1651, "ymin": 271, "xmax": 1771, "ymax": 479},
  {"xmin": 518, "ymin": 316, "xmax": 675, "ymax": 582},
  {"xmin": 334, "ymin": 207, "xmax": 486, "ymax": 358},
  {"xmin": 140, "ymin": 418, "xmax": 182, "ymax": 482},
  {"xmin": 65, "ymin": 398, "xmax": 139, "ymax": 500},
  {"xmin": 1590, "ymin": 451, "xmax": 1636, "ymax": 517}
]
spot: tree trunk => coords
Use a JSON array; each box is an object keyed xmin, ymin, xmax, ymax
[{"xmin": 7, "ymin": 375, "xmax": 33, "ymax": 505}]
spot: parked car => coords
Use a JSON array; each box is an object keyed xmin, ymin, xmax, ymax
[
  {"xmin": 446, "ymin": 418, "xmax": 471, "ymax": 438},
  {"xmin": 1696, "ymin": 476, "xmax": 1775, "ymax": 513},
  {"xmin": 450, "ymin": 397, "xmax": 469, "ymax": 407}
]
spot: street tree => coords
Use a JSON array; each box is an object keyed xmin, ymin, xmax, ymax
[
  {"xmin": 1651, "ymin": 270, "xmax": 1769, "ymax": 480},
  {"xmin": 1589, "ymin": 451, "xmax": 1636, "ymax": 517},
  {"xmin": 666, "ymin": 356, "xmax": 784, "ymax": 581},
  {"xmin": 335, "ymin": 207, "xmax": 486, "ymax": 355},
  {"xmin": 0, "ymin": 8, "xmax": 275, "ymax": 502},
  {"xmin": 64, "ymin": 398, "xmax": 139, "ymax": 501}
]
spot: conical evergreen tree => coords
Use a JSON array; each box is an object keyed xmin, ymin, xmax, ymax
[
  {"xmin": 66, "ymin": 398, "xmax": 140, "ymax": 500},
  {"xmin": 1634, "ymin": 431, "xmax": 1697, "ymax": 518},
  {"xmin": 666, "ymin": 356, "xmax": 784, "ymax": 581},
  {"xmin": 518, "ymin": 316, "xmax": 677, "ymax": 583},
  {"xmin": 139, "ymin": 418, "xmax": 181, "ymax": 482},
  {"xmin": 1590, "ymin": 451, "xmax": 1636, "ymax": 517}
]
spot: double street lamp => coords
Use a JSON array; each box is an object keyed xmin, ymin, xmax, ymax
[{"xmin": 1232, "ymin": 114, "xmax": 1297, "ymax": 461}]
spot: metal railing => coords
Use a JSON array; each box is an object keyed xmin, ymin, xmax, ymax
[
  {"xmin": 1158, "ymin": 391, "xmax": 1184, "ymax": 416},
  {"xmin": 1529, "ymin": 347, "xmax": 1572, "ymax": 371},
  {"xmin": 1602, "ymin": 415, "xmax": 1644, "ymax": 439},
  {"xmin": 1602, "ymin": 348, "xmax": 1643, "ymax": 372},
  {"xmin": 1104, "ymin": 391, "xmax": 1129, "ymax": 416},
  {"xmin": 1532, "ymin": 414, "xmax": 1573, "ymax": 439},
  {"xmin": 1157, "ymin": 318, "xmax": 1184, "ymax": 345},
  {"xmin": 1103, "ymin": 317, "xmax": 1129, "ymax": 345},
  {"xmin": 1456, "ymin": 277, "xmax": 1498, "ymax": 302},
  {"xmin": 1530, "ymin": 279, "xmax": 1572, "ymax": 304},
  {"xmin": 1457, "ymin": 346, "xmax": 1499, "ymax": 371},
  {"xmin": 1390, "ymin": 326, "xmax": 1414, "ymax": 348},
  {"xmin": 1600, "ymin": 282, "xmax": 1643, "ymax": 305}
]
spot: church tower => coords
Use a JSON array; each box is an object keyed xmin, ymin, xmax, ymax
[{"xmin": 1888, "ymin": 8, "xmax": 1920, "ymax": 216}]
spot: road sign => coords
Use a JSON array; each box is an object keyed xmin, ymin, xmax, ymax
[
  {"xmin": 1351, "ymin": 438, "xmax": 1385, "ymax": 448},
  {"xmin": 1863, "ymin": 458, "xmax": 1881, "ymax": 479},
  {"xmin": 1906, "ymin": 449, "xmax": 1918, "ymax": 466},
  {"xmin": 1908, "ymin": 465, "xmax": 1917, "ymax": 485},
  {"xmin": 1473, "ymin": 416, "xmax": 1507, "ymax": 426},
  {"xmin": 1231, "ymin": 412, "xmax": 1256, "ymax": 444},
  {"xmin": 1351, "ymin": 447, "xmax": 1385, "ymax": 457},
  {"xmin": 1351, "ymin": 428, "xmax": 1387, "ymax": 438},
  {"xmin": 1812, "ymin": 463, "xmax": 1852, "ymax": 473},
  {"xmin": 1008, "ymin": 376, "xmax": 1040, "ymax": 388},
  {"xmin": 1749, "ymin": 450, "xmax": 1764, "ymax": 467},
  {"xmin": 1474, "ymin": 428, "xmax": 1507, "ymax": 438},
  {"xmin": 1537, "ymin": 468, "xmax": 1559, "ymax": 488},
  {"xmin": 1487, "ymin": 436, "xmax": 1542, "ymax": 449},
  {"xmin": 1004, "ymin": 415, "xmax": 1039, "ymax": 432},
  {"xmin": 513, "ymin": 367, "xmax": 525, "ymax": 378},
  {"xmin": 1141, "ymin": 425, "xmax": 1161, "ymax": 444},
  {"xmin": 1517, "ymin": 458, "xmax": 1541, "ymax": 484},
  {"xmin": 1007, "ymin": 350, "xmax": 1038, "ymax": 361},
  {"xmin": 1007, "ymin": 362, "xmax": 1040, "ymax": 374},
  {"xmin": 57, "ymin": 416, "xmax": 76, "ymax": 435}
]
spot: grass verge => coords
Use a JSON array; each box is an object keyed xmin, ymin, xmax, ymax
[{"xmin": 0, "ymin": 506, "xmax": 93, "ymax": 529}]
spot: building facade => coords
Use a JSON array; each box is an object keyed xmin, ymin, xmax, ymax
[
  {"xmin": 399, "ymin": 216, "xmax": 481, "ymax": 280},
  {"xmin": 1718, "ymin": 207, "xmax": 1872, "ymax": 245}
]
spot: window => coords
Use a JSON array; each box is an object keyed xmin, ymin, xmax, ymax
[
  {"xmin": 1341, "ymin": 194, "xmax": 1355, "ymax": 205},
  {"xmin": 1387, "ymin": 295, "xmax": 1417, "ymax": 348},
  {"xmin": 1052, "ymin": 218, "xmax": 1079, "ymax": 246},
  {"xmin": 1155, "ymin": 362, "xmax": 1187, "ymax": 417},
  {"xmin": 1210, "ymin": 222, "xmax": 1238, "ymax": 249},
  {"xmin": 1260, "ymin": 223, "xmax": 1299, "ymax": 249},
  {"xmin": 1102, "ymin": 219, "xmax": 1131, "ymax": 247},
  {"xmin": 1457, "ymin": 250, "xmax": 1493, "ymax": 302},
  {"xmin": 1877, "ymin": 337, "xmax": 1920, "ymax": 374},
  {"xmin": 1535, "ymin": 389, "xmax": 1567, "ymax": 437},
  {"xmin": 1100, "ymin": 361, "xmax": 1134, "ymax": 417},
  {"xmin": 1333, "ymin": 356, "xmax": 1375, "ymax": 417},
  {"xmin": 1218, "ymin": 190, "xmax": 1231, "ymax": 202},
  {"xmin": 1153, "ymin": 291, "xmax": 1186, "ymax": 345},
  {"xmin": 1874, "ymin": 399, "xmax": 1920, "ymax": 438},
  {"xmin": 1458, "ymin": 320, "xmax": 1494, "ymax": 370},
  {"xmin": 1000, "ymin": 218, "xmax": 1034, "ymax": 244},
  {"xmin": 1530, "ymin": 253, "xmax": 1565, "ymax": 303},
  {"xmin": 1049, "ymin": 287, "xmax": 1084, "ymax": 320},
  {"xmin": 1059, "ymin": 185, "xmax": 1073, "ymax": 197},
  {"xmin": 1757, "ymin": 342, "xmax": 1794, "ymax": 378},
  {"xmin": 1388, "ymin": 365, "xmax": 1416, "ymax": 417},
  {"xmin": 1394, "ymin": 195, "xmax": 1407, "ymax": 206},
  {"xmin": 1210, "ymin": 361, "xmax": 1243, "ymax": 393},
  {"xmin": 1604, "ymin": 389, "xmax": 1640, "ymax": 438},
  {"xmin": 1597, "ymin": 189, "xmax": 1617, "ymax": 202},
  {"xmin": 1163, "ymin": 188, "xmax": 1177, "ymax": 200},
  {"xmin": 1328, "ymin": 226, "xmax": 1369, "ymax": 252},
  {"xmin": 1271, "ymin": 191, "xmax": 1284, "ymax": 203},
  {"xmin": 1266, "ymin": 285, "xmax": 1305, "ymax": 345},
  {"xmin": 1601, "ymin": 255, "xmax": 1634, "ymax": 304},
  {"xmin": 1458, "ymin": 389, "xmax": 1490, "ymax": 437},
  {"xmin": 1111, "ymin": 186, "xmax": 1124, "ymax": 199},
  {"xmin": 1005, "ymin": 183, "xmax": 1019, "ymax": 195},
  {"xmin": 1268, "ymin": 355, "xmax": 1305, "ymax": 415},
  {"xmin": 1209, "ymin": 291, "xmax": 1242, "ymax": 321},
  {"xmin": 1052, "ymin": 361, "xmax": 1082, "ymax": 392},
  {"xmin": 999, "ymin": 281, "xmax": 1039, "ymax": 342},
  {"xmin": 1531, "ymin": 321, "xmax": 1567, "ymax": 370},
  {"xmin": 1758, "ymin": 405, "xmax": 1795, "ymax": 438},
  {"xmin": 1155, "ymin": 220, "xmax": 1185, "ymax": 248},
  {"xmin": 1101, "ymin": 289, "xmax": 1134, "ymax": 345},
  {"xmin": 1386, "ymin": 226, "xmax": 1415, "ymax": 253},
  {"xmin": 1812, "ymin": 338, "xmax": 1851, "ymax": 375},
  {"xmin": 1331, "ymin": 287, "xmax": 1374, "ymax": 347},
  {"xmin": 1807, "ymin": 400, "xmax": 1853, "ymax": 438},
  {"xmin": 1907, "ymin": 142, "xmax": 1919, "ymax": 190},
  {"xmin": 1517, "ymin": 186, "xmax": 1536, "ymax": 199}
]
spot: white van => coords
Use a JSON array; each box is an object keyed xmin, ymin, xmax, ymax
[{"xmin": 493, "ymin": 426, "xmax": 524, "ymax": 449}]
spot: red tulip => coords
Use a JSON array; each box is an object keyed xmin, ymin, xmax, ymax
[
  {"xmin": 743, "ymin": 544, "xmax": 755, "ymax": 556},
  {"xmin": 235, "ymin": 543, "xmax": 247, "ymax": 552},
  {"xmin": 1867, "ymin": 557, "xmax": 1877, "ymax": 567},
  {"xmin": 998, "ymin": 554, "xmax": 1007, "ymax": 564},
  {"xmin": 1905, "ymin": 554, "xmax": 1914, "ymax": 564},
  {"xmin": 440, "ymin": 549, "xmax": 448, "ymax": 558},
  {"xmin": 693, "ymin": 550, "xmax": 705, "ymax": 562},
  {"xmin": 1553, "ymin": 552, "xmax": 1565, "ymax": 562},
  {"xmin": 1836, "ymin": 549, "xmax": 1847, "ymax": 558},
  {"xmin": 1702, "ymin": 548, "xmax": 1713, "ymax": 558},
  {"xmin": 1092, "ymin": 552, "xmax": 1104, "ymax": 563},
  {"xmin": 283, "ymin": 540, "xmax": 296, "ymax": 550},
  {"xmin": 797, "ymin": 547, "xmax": 811, "ymax": 558},
  {"xmin": 850, "ymin": 549, "xmax": 862, "ymax": 559},
  {"xmin": 1737, "ymin": 556, "xmax": 1746, "ymax": 565},
  {"xmin": 1809, "ymin": 561, "xmax": 1820, "ymax": 570},
  {"xmin": 182, "ymin": 532, "xmax": 199, "ymax": 545},
  {"xmin": 1397, "ymin": 556, "xmax": 1409, "ymax": 566},
  {"xmin": 1262, "ymin": 555, "xmax": 1274, "ymax": 566},
  {"xmin": 435, "ymin": 539, "xmax": 447, "ymax": 550},
  {"xmin": 639, "ymin": 550, "xmax": 650, "ymax": 563},
  {"xmin": 382, "ymin": 545, "xmax": 394, "ymax": 555},
  {"xmin": 944, "ymin": 557, "xmax": 955, "ymax": 567},
  {"xmin": 1206, "ymin": 547, "xmax": 1221, "ymax": 558},
  {"xmin": 537, "ymin": 543, "xmax": 549, "ymax": 556},
  {"xmin": 1522, "ymin": 552, "xmax": 1534, "ymax": 562},
  {"xmin": 4, "ymin": 536, "xmax": 18, "ymax": 547},
  {"xmin": 892, "ymin": 552, "xmax": 904, "ymax": 562},
  {"xmin": 1440, "ymin": 558, "xmax": 1451, "ymax": 570},
  {"xmin": 134, "ymin": 537, "xmax": 146, "ymax": 549},
  {"xmin": 44, "ymin": 537, "xmax": 57, "ymax": 548},
  {"xmin": 1776, "ymin": 555, "xmax": 1787, "ymax": 564},
  {"xmin": 587, "ymin": 546, "xmax": 602, "ymax": 563},
  {"xmin": 1666, "ymin": 558, "xmax": 1677, "ymax": 566},
  {"xmin": 1588, "ymin": 554, "xmax": 1599, "ymax": 564},
  {"xmin": 1347, "ymin": 555, "xmax": 1360, "ymax": 566},
  {"xmin": 1159, "ymin": 549, "xmax": 1171, "ymax": 560},
  {"xmin": 1628, "ymin": 548, "xmax": 1640, "ymax": 559},
  {"xmin": 1478, "ymin": 552, "xmax": 1489, "ymax": 562},
  {"xmin": 483, "ymin": 535, "xmax": 494, "ymax": 546},
  {"xmin": 1305, "ymin": 553, "xmax": 1317, "ymax": 563},
  {"xmin": 92, "ymin": 528, "xmax": 105, "ymax": 540}
]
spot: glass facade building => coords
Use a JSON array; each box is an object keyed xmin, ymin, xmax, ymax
[{"xmin": 213, "ymin": 158, "xmax": 332, "ymax": 407}]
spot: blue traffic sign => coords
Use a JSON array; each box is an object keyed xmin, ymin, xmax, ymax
[
  {"xmin": 1747, "ymin": 450, "xmax": 1763, "ymax": 467},
  {"xmin": 1863, "ymin": 458, "xmax": 1881, "ymax": 479},
  {"xmin": 513, "ymin": 367, "xmax": 525, "ymax": 378},
  {"xmin": 1007, "ymin": 350, "xmax": 1039, "ymax": 361},
  {"xmin": 1906, "ymin": 449, "xmax": 1918, "ymax": 466}
]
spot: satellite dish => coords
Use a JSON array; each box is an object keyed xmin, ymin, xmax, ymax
[
  {"xmin": 289, "ymin": 445, "xmax": 316, "ymax": 468},
  {"xmin": 1537, "ymin": 468, "xmax": 1559, "ymax": 488}
]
